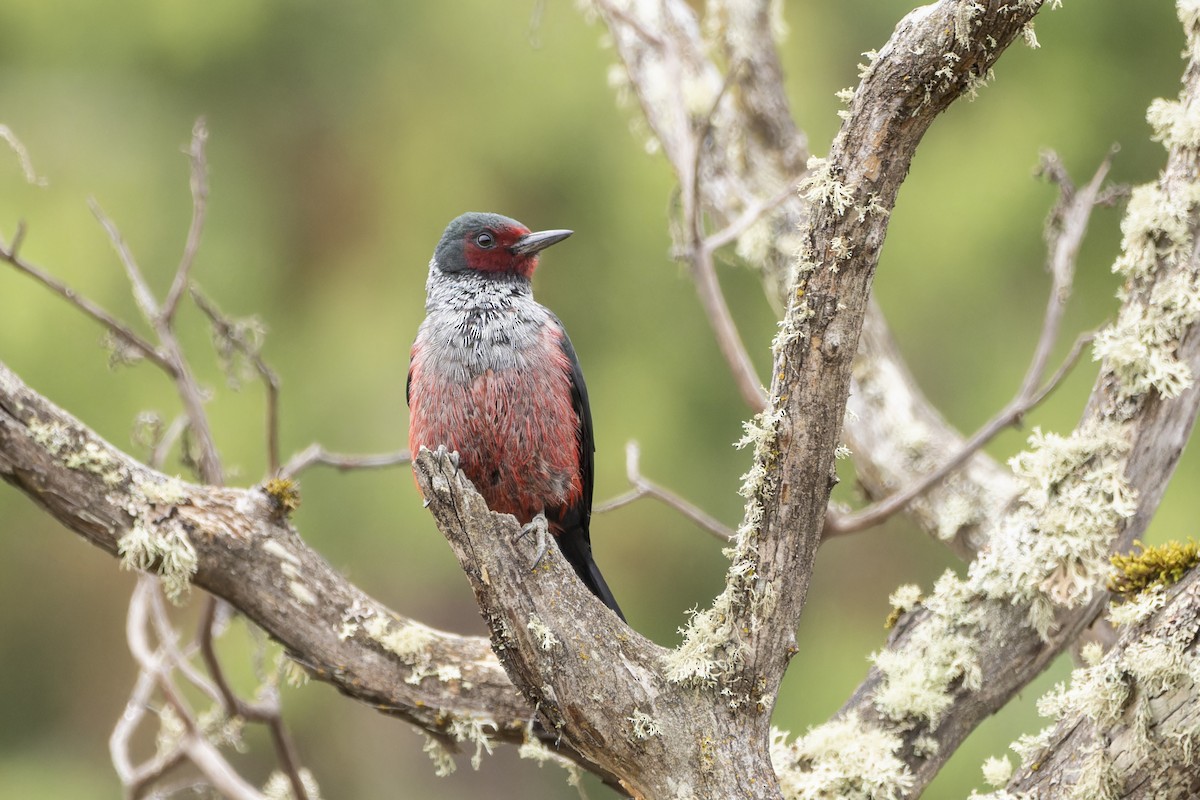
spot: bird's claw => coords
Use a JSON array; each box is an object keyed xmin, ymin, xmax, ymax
[
  {"xmin": 432, "ymin": 444, "xmax": 461, "ymax": 472},
  {"xmin": 518, "ymin": 511, "xmax": 550, "ymax": 569}
]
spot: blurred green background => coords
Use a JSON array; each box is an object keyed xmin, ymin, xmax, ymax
[{"xmin": 0, "ymin": 1, "xmax": 1190, "ymax": 797}]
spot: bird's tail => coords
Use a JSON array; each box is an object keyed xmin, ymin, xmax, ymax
[{"xmin": 558, "ymin": 531, "xmax": 625, "ymax": 622}]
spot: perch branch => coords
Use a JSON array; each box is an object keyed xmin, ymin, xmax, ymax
[{"xmin": 0, "ymin": 361, "xmax": 612, "ymax": 782}]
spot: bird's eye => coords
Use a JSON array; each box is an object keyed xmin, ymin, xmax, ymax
[{"xmin": 474, "ymin": 231, "xmax": 496, "ymax": 249}]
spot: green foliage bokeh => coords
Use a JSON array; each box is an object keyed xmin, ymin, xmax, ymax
[{"xmin": 0, "ymin": 1, "xmax": 1190, "ymax": 797}]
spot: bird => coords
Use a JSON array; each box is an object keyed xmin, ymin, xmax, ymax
[{"xmin": 407, "ymin": 212, "xmax": 625, "ymax": 621}]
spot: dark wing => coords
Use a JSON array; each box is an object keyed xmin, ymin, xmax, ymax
[
  {"xmin": 406, "ymin": 340, "xmax": 417, "ymax": 408},
  {"xmin": 555, "ymin": 324, "xmax": 595, "ymax": 539},
  {"xmin": 553, "ymin": 320, "xmax": 624, "ymax": 621}
]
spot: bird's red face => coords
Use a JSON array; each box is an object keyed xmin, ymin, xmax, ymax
[
  {"xmin": 462, "ymin": 222, "xmax": 537, "ymax": 277},
  {"xmin": 433, "ymin": 212, "xmax": 573, "ymax": 280}
]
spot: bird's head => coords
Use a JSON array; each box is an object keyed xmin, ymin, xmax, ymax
[{"xmin": 432, "ymin": 212, "xmax": 572, "ymax": 280}]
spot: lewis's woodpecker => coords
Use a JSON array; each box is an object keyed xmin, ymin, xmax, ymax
[{"xmin": 407, "ymin": 212, "xmax": 624, "ymax": 621}]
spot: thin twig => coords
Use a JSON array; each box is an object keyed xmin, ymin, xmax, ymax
[
  {"xmin": 198, "ymin": 597, "xmax": 310, "ymax": 800},
  {"xmin": 826, "ymin": 154, "xmax": 1117, "ymax": 537},
  {"xmin": 0, "ymin": 230, "xmax": 173, "ymax": 373},
  {"xmin": 119, "ymin": 577, "xmax": 267, "ymax": 800},
  {"xmin": 678, "ymin": 65, "xmax": 769, "ymax": 412},
  {"xmin": 162, "ymin": 118, "xmax": 210, "ymax": 326},
  {"xmin": 0, "ymin": 124, "xmax": 47, "ymax": 186},
  {"xmin": 1018, "ymin": 147, "xmax": 1115, "ymax": 398},
  {"xmin": 90, "ymin": 198, "xmax": 162, "ymax": 322},
  {"xmin": 89, "ymin": 196, "xmax": 224, "ymax": 483},
  {"xmin": 704, "ymin": 178, "xmax": 801, "ymax": 252},
  {"xmin": 595, "ymin": 441, "xmax": 735, "ymax": 541},
  {"xmin": 190, "ymin": 285, "xmax": 283, "ymax": 474},
  {"xmin": 280, "ymin": 443, "xmax": 412, "ymax": 478},
  {"xmin": 829, "ymin": 336, "xmax": 1095, "ymax": 538},
  {"xmin": 151, "ymin": 415, "xmax": 188, "ymax": 473}
]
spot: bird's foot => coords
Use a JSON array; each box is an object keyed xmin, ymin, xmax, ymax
[
  {"xmin": 518, "ymin": 511, "xmax": 550, "ymax": 569},
  {"xmin": 432, "ymin": 444, "xmax": 461, "ymax": 472}
]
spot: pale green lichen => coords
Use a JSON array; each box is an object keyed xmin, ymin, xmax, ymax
[
  {"xmin": 1021, "ymin": 21, "xmax": 1040, "ymax": 49},
  {"xmin": 835, "ymin": 87, "xmax": 856, "ymax": 121},
  {"xmin": 196, "ymin": 707, "xmax": 245, "ymax": 751},
  {"xmin": 117, "ymin": 521, "xmax": 197, "ymax": 602},
  {"xmin": 977, "ymin": 422, "xmax": 1136, "ymax": 636},
  {"xmin": 869, "ymin": 419, "xmax": 1136, "ymax": 730},
  {"xmin": 770, "ymin": 714, "xmax": 915, "ymax": 800},
  {"xmin": 360, "ymin": 613, "xmax": 463, "ymax": 685},
  {"xmin": 663, "ymin": 405, "xmax": 784, "ymax": 692},
  {"xmin": 1108, "ymin": 182, "xmax": 1200, "ymax": 282},
  {"xmin": 64, "ymin": 441, "xmax": 124, "ymax": 486},
  {"xmin": 407, "ymin": 660, "xmax": 463, "ymax": 686},
  {"xmin": 950, "ymin": 1, "xmax": 983, "ymax": 49},
  {"xmin": 1108, "ymin": 585, "xmax": 1169, "ymax": 627},
  {"xmin": 1079, "ymin": 640, "xmax": 1106, "ymax": 667},
  {"xmin": 30, "ymin": 418, "xmax": 129, "ymax": 486},
  {"xmin": 281, "ymin": 657, "xmax": 310, "ymax": 688},
  {"xmin": 980, "ymin": 755, "xmax": 1013, "ymax": 788},
  {"xmin": 871, "ymin": 571, "xmax": 982, "ymax": 725},
  {"xmin": 628, "ymin": 709, "xmax": 662, "ymax": 741},
  {"xmin": 1092, "ymin": 97, "xmax": 1200, "ymax": 401},
  {"xmin": 1094, "ymin": 268, "xmax": 1200, "ymax": 400},
  {"xmin": 338, "ymin": 597, "xmax": 372, "ymax": 640},
  {"xmin": 801, "ymin": 156, "xmax": 855, "ymax": 217},
  {"xmin": 517, "ymin": 725, "xmax": 584, "ymax": 788},
  {"xmin": 362, "ymin": 615, "xmax": 465, "ymax": 685},
  {"xmin": 661, "ymin": 602, "xmax": 741, "ymax": 687},
  {"xmin": 28, "ymin": 419, "xmax": 72, "ymax": 455},
  {"xmin": 1148, "ymin": 96, "xmax": 1200, "ymax": 149},
  {"xmin": 262, "ymin": 769, "xmax": 322, "ymax": 800},
  {"xmin": 421, "ymin": 732, "xmax": 457, "ymax": 777},
  {"xmin": 140, "ymin": 476, "xmax": 188, "ymax": 505},
  {"xmin": 1011, "ymin": 585, "xmax": 1200, "ymax": 795},
  {"xmin": 884, "ymin": 583, "xmax": 923, "ymax": 629},
  {"xmin": 447, "ymin": 715, "xmax": 496, "ymax": 770},
  {"xmin": 527, "ymin": 615, "xmax": 560, "ymax": 651}
]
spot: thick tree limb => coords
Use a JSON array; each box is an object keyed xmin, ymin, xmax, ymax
[
  {"xmin": 730, "ymin": 0, "xmax": 1049, "ymax": 715},
  {"xmin": 595, "ymin": 0, "xmax": 1016, "ymax": 559},
  {"xmin": 821, "ymin": 5, "xmax": 1200, "ymax": 793},
  {"xmin": 1002, "ymin": 569, "xmax": 1200, "ymax": 799},
  {"xmin": 413, "ymin": 445, "xmax": 785, "ymax": 798},
  {"xmin": 0, "ymin": 361, "xmax": 606, "ymax": 777}
]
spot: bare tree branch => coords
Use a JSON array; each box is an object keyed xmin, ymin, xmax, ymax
[
  {"xmin": 1001, "ymin": 568, "xmax": 1200, "ymax": 799},
  {"xmin": 0, "ymin": 123, "xmax": 47, "ymax": 186},
  {"xmin": 0, "ymin": 228, "xmax": 172, "ymax": 373},
  {"xmin": 0, "ymin": 361, "xmax": 610, "ymax": 782},
  {"xmin": 815, "ymin": 7, "xmax": 1200, "ymax": 791},
  {"xmin": 594, "ymin": 440, "xmax": 735, "ymax": 541},
  {"xmin": 279, "ymin": 444, "xmax": 411, "ymax": 479},
  {"xmin": 593, "ymin": 0, "xmax": 1017, "ymax": 561},
  {"xmin": 162, "ymin": 118, "xmax": 210, "ymax": 327},
  {"xmin": 190, "ymin": 286, "xmax": 282, "ymax": 475},
  {"xmin": 827, "ymin": 152, "xmax": 1116, "ymax": 536}
]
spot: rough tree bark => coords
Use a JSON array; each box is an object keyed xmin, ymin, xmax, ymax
[{"xmin": 3, "ymin": 0, "xmax": 1200, "ymax": 798}]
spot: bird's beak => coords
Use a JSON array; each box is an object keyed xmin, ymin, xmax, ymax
[{"xmin": 509, "ymin": 228, "xmax": 573, "ymax": 256}]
